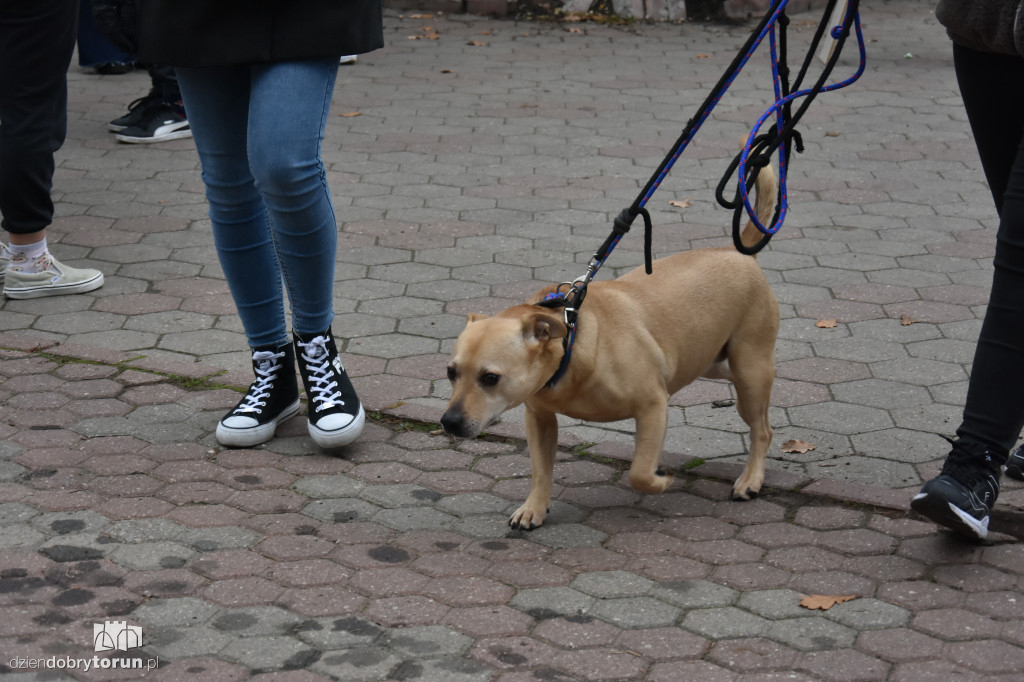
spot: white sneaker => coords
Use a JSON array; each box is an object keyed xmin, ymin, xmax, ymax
[
  {"xmin": 0, "ymin": 243, "xmax": 11, "ymax": 284},
  {"xmin": 339, "ymin": 55, "xmax": 357, "ymax": 65},
  {"xmin": 3, "ymin": 253, "xmax": 104, "ymax": 299}
]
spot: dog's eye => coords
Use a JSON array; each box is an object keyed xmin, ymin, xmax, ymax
[
  {"xmin": 480, "ymin": 373, "xmax": 500, "ymax": 387},
  {"xmin": 446, "ymin": 367, "xmax": 457, "ymax": 382}
]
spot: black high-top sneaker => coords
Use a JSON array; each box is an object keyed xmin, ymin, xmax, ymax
[
  {"xmin": 216, "ymin": 342, "xmax": 301, "ymax": 447},
  {"xmin": 911, "ymin": 438, "xmax": 1003, "ymax": 541},
  {"xmin": 294, "ymin": 328, "xmax": 365, "ymax": 448}
]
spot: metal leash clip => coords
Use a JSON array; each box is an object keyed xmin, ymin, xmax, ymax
[{"xmin": 557, "ymin": 259, "xmax": 600, "ymax": 328}]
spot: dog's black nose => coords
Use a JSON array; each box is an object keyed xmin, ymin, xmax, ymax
[{"xmin": 440, "ymin": 410, "xmax": 464, "ymax": 437}]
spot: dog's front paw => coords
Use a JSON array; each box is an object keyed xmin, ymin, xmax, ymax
[
  {"xmin": 731, "ymin": 471, "xmax": 763, "ymax": 501},
  {"xmin": 730, "ymin": 485, "xmax": 760, "ymax": 501},
  {"xmin": 509, "ymin": 504, "xmax": 548, "ymax": 530},
  {"xmin": 630, "ymin": 469, "xmax": 675, "ymax": 494}
]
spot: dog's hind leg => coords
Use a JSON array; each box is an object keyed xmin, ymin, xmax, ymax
[
  {"xmin": 727, "ymin": 358, "xmax": 774, "ymax": 501},
  {"xmin": 628, "ymin": 400, "xmax": 675, "ymax": 494}
]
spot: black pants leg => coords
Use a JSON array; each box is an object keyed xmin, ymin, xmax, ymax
[
  {"xmin": 952, "ymin": 44, "xmax": 1024, "ymax": 458},
  {"xmin": 0, "ymin": 0, "xmax": 78, "ymax": 236},
  {"xmin": 149, "ymin": 64, "xmax": 183, "ymax": 106}
]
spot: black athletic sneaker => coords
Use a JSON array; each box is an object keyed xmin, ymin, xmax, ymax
[
  {"xmin": 1005, "ymin": 444, "xmax": 1024, "ymax": 481},
  {"xmin": 108, "ymin": 94, "xmax": 161, "ymax": 132},
  {"xmin": 216, "ymin": 343, "xmax": 301, "ymax": 447},
  {"xmin": 911, "ymin": 438, "xmax": 1002, "ymax": 540},
  {"xmin": 294, "ymin": 328, "xmax": 365, "ymax": 449},
  {"xmin": 115, "ymin": 102, "xmax": 191, "ymax": 143},
  {"xmin": 95, "ymin": 62, "xmax": 135, "ymax": 75}
]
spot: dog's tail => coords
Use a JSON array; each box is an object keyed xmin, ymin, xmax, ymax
[{"xmin": 738, "ymin": 161, "xmax": 778, "ymax": 252}]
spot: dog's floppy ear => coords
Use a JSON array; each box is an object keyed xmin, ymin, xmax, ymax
[
  {"xmin": 465, "ymin": 313, "xmax": 489, "ymax": 326},
  {"xmin": 523, "ymin": 311, "xmax": 567, "ymax": 343}
]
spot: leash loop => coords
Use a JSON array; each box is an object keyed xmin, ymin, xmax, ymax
[
  {"xmin": 536, "ymin": 0, "xmax": 864, "ymax": 386},
  {"xmin": 732, "ymin": 0, "xmax": 866, "ymax": 249}
]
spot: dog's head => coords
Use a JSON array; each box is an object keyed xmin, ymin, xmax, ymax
[{"xmin": 441, "ymin": 305, "xmax": 567, "ymax": 438}]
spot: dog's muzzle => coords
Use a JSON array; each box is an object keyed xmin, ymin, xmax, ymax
[{"xmin": 440, "ymin": 409, "xmax": 474, "ymax": 438}]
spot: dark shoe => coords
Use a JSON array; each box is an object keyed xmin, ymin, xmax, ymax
[
  {"xmin": 95, "ymin": 62, "xmax": 135, "ymax": 75},
  {"xmin": 216, "ymin": 343, "xmax": 301, "ymax": 447},
  {"xmin": 1005, "ymin": 444, "xmax": 1024, "ymax": 481},
  {"xmin": 911, "ymin": 438, "xmax": 1002, "ymax": 540},
  {"xmin": 108, "ymin": 94, "xmax": 161, "ymax": 132},
  {"xmin": 294, "ymin": 328, "xmax": 364, "ymax": 448},
  {"xmin": 115, "ymin": 102, "xmax": 191, "ymax": 143}
]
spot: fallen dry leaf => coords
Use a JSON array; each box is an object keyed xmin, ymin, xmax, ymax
[
  {"xmin": 815, "ymin": 318, "xmax": 838, "ymax": 328},
  {"xmin": 565, "ymin": 27, "xmax": 584, "ymax": 33},
  {"xmin": 800, "ymin": 594, "xmax": 856, "ymax": 611},
  {"xmin": 338, "ymin": 112, "xmax": 361, "ymax": 118},
  {"xmin": 781, "ymin": 439, "xmax": 816, "ymax": 454},
  {"xmin": 825, "ymin": 131, "xmax": 840, "ymax": 137},
  {"xmin": 697, "ymin": 53, "xmax": 711, "ymax": 59},
  {"xmin": 467, "ymin": 40, "xmax": 487, "ymax": 46},
  {"xmin": 408, "ymin": 12, "xmax": 434, "ymax": 18},
  {"xmin": 441, "ymin": 69, "xmax": 455, "ymax": 74},
  {"xmin": 669, "ymin": 199, "xmax": 692, "ymax": 209},
  {"xmin": 900, "ymin": 313, "xmax": 916, "ymax": 326}
]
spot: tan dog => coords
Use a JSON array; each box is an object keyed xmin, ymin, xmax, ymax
[{"xmin": 442, "ymin": 166, "xmax": 780, "ymax": 530}]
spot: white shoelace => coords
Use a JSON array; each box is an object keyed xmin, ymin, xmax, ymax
[
  {"xmin": 297, "ymin": 336, "xmax": 346, "ymax": 413},
  {"xmin": 234, "ymin": 349, "xmax": 285, "ymax": 415}
]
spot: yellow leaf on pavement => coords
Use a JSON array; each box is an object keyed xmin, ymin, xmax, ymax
[
  {"xmin": 781, "ymin": 439, "xmax": 816, "ymax": 454},
  {"xmin": 800, "ymin": 594, "xmax": 856, "ymax": 610}
]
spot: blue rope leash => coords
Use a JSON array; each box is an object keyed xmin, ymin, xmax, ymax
[
  {"xmin": 734, "ymin": 1, "xmax": 866, "ymax": 244},
  {"xmin": 620, "ymin": 0, "xmax": 865, "ymax": 263},
  {"xmin": 636, "ymin": 0, "xmax": 795, "ymax": 213},
  {"xmin": 538, "ymin": 0, "xmax": 865, "ymax": 387}
]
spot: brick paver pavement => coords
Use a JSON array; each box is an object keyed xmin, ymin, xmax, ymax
[
  {"xmin": 3, "ymin": 0, "xmax": 1024, "ymax": 679},
  {"xmin": 2, "ymin": 344, "xmax": 1024, "ymax": 680}
]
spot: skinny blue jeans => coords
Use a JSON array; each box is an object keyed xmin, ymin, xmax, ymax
[{"xmin": 175, "ymin": 60, "xmax": 339, "ymax": 349}]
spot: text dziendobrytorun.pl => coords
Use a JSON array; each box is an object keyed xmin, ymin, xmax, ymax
[{"xmin": 8, "ymin": 656, "xmax": 160, "ymax": 672}]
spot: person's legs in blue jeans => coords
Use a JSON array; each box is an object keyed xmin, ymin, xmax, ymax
[
  {"xmin": 177, "ymin": 60, "xmax": 338, "ymax": 347},
  {"xmin": 177, "ymin": 60, "xmax": 361, "ymax": 449}
]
